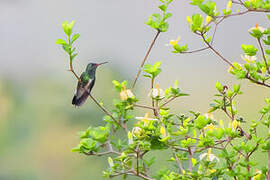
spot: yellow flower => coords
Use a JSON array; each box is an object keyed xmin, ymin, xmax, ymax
[
  {"xmin": 232, "ymin": 120, "xmax": 240, "ymax": 130},
  {"xmin": 169, "ymin": 36, "xmax": 181, "ymax": 46},
  {"xmin": 252, "ymin": 170, "xmax": 262, "ymax": 180},
  {"xmin": 207, "ymin": 148, "xmax": 212, "ymax": 161},
  {"xmin": 226, "ymin": 0, "xmax": 232, "ymax": 11},
  {"xmin": 228, "ymin": 62, "xmax": 242, "ymax": 73},
  {"xmin": 228, "ymin": 65, "xmax": 233, "ymax": 73},
  {"xmin": 160, "ymin": 126, "xmax": 166, "ymax": 137},
  {"xmin": 209, "ymin": 169, "xmax": 216, "ymax": 174},
  {"xmin": 262, "ymin": 67, "xmax": 266, "ymax": 73},
  {"xmin": 186, "ymin": 16, "xmax": 192, "ymax": 24},
  {"xmin": 219, "ymin": 120, "xmax": 224, "ymax": 128},
  {"xmin": 205, "ymin": 16, "xmax": 212, "ymax": 25},
  {"xmin": 143, "ymin": 112, "xmax": 150, "ymax": 124},
  {"xmin": 205, "ymin": 124, "xmax": 217, "ymax": 131}
]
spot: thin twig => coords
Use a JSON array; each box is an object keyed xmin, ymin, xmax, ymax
[
  {"xmin": 245, "ymin": 74, "xmax": 270, "ymax": 88},
  {"xmin": 68, "ymin": 36, "xmax": 80, "ymax": 81},
  {"xmin": 134, "ymin": 104, "xmax": 156, "ymax": 110},
  {"xmin": 180, "ymin": 47, "xmax": 209, "ymax": 54},
  {"xmin": 173, "ymin": 152, "xmax": 184, "ymax": 173},
  {"xmin": 160, "ymin": 96, "xmax": 177, "ymax": 108},
  {"xmin": 84, "ymin": 141, "xmax": 121, "ymax": 156},
  {"xmin": 132, "ymin": 30, "xmax": 161, "ymax": 90},
  {"xmin": 200, "ymin": 33, "xmax": 234, "ymax": 67},
  {"xmin": 89, "ymin": 94, "xmax": 128, "ymax": 132},
  {"xmin": 257, "ymin": 38, "xmax": 270, "ymax": 74}
]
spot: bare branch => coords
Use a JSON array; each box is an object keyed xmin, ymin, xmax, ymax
[{"xmin": 132, "ymin": 30, "xmax": 161, "ymax": 90}]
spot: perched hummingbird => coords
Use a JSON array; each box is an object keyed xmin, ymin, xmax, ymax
[{"xmin": 72, "ymin": 62, "xmax": 108, "ymax": 107}]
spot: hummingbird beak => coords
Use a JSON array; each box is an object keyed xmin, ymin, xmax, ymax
[{"xmin": 97, "ymin": 62, "xmax": 108, "ymax": 66}]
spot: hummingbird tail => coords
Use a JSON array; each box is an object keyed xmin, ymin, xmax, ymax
[{"xmin": 72, "ymin": 92, "xmax": 89, "ymax": 107}]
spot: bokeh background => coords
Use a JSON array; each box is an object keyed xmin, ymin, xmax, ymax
[{"xmin": 0, "ymin": 0, "xmax": 269, "ymax": 179}]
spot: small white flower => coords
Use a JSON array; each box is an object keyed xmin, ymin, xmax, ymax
[
  {"xmin": 132, "ymin": 127, "xmax": 142, "ymax": 137},
  {"xmin": 204, "ymin": 113, "xmax": 214, "ymax": 120},
  {"xmin": 249, "ymin": 24, "xmax": 266, "ymax": 33},
  {"xmin": 149, "ymin": 84, "xmax": 165, "ymax": 99},
  {"xmin": 199, "ymin": 149, "xmax": 219, "ymax": 162},
  {"xmin": 241, "ymin": 54, "xmax": 257, "ymax": 64},
  {"xmin": 120, "ymin": 88, "xmax": 135, "ymax": 101},
  {"xmin": 135, "ymin": 113, "xmax": 158, "ymax": 122}
]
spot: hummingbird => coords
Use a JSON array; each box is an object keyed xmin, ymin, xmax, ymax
[{"xmin": 72, "ymin": 62, "xmax": 108, "ymax": 107}]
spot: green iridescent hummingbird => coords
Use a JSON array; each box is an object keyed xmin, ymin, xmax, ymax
[{"xmin": 72, "ymin": 62, "xmax": 108, "ymax": 106}]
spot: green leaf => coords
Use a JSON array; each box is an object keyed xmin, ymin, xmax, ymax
[
  {"xmin": 71, "ymin": 33, "xmax": 80, "ymax": 44},
  {"xmin": 241, "ymin": 44, "xmax": 258, "ymax": 56},
  {"xmin": 191, "ymin": 14, "xmax": 203, "ymax": 32},
  {"xmin": 267, "ymin": 15, "xmax": 270, "ymax": 21},
  {"xmin": 249, "ymin": 28, "xmax": 263, "ymax": 39},
  {"xmin": 164, "ymin": 13, "xmax": 172, "ymax": 20},
  {"xmin": 62, "ymin": 44, "xmax": 71, "ymax": 54},
  {"xmin": 198, "ymin": 1, "xmax": 217, "ymax": 17},
  {"xmin": 215, "ymin": 81, "xmax": 223, "ymax": 92},
  {"xmin": 159, "ymin": 4, "xmax": 167, "ymax": 12},
  {"xmin": 233, "ymin": 84, "xmax": 240, "ymax": 93},
  {"xmin": 190, "ymin": 0, "xmax": 204, "ymax": 5},
  {"xmin": 56, "ymin": 39, "xmax": 66, "ymax": 45}
]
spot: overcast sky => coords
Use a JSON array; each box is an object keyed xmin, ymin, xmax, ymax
[{"xmin": 0, "ymin": 0, "xmax": 269, "ymax": 112}]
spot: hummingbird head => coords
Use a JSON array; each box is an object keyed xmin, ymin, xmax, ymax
[{"xmin": 85, "ymin": 62, "xmax": 108, "ymax": 76}]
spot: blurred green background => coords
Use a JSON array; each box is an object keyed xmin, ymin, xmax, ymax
[{"xmin": 0, "ymin": 0, "xmax": 269, "ymax": 179}]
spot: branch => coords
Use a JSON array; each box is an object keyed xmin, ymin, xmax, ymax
[
  {"xmin": 257, "ymin": 38, "xmax": 270, "ymax": 74},
  {"xmin": 173, "ymin": 152, "xmax": 184, "ymax": 173},
  {"xmin": 160, "ymin": 96, "xmax": 177, "ymax": 108},
  {"xmin": 200, "ymin": 33, "xmax": 234, "ymax": 67},
  {"xmin": 134, "ymin": 104, "xmax": 156, "ymax": 110},
  {"xmin": 68, "ymin": 36, "xmax": 81, "ymax": 81},
  {"xmin": 89, "ymin": 94, "xmax": 128, "ymax": 132},
  {"xmin": 83, "ymin": 141, "xmax": 121, "ymax": 156},
  {"xmin": 245, "ymin": 74, "xmax": 270, "ymax": 88},
  {"xmin": 132, "ymin": 30, "xmax": 161, "ymax": 90},
  {"xmin": 180, "ymin": 47, "xmax": 209, "ymax": 54},
  {"xmin": 109, "ymin": 170, "xmax": 154, "ymax": 180}
]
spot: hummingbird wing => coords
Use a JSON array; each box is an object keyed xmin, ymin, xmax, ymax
[{"xmin": 72, "ymin": 78, "xmax": 96, "ymax": 107}]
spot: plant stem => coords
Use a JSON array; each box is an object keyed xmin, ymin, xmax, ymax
[
  {"xmin": 245, "ymin": 74, "xmax": 270, "ymax": 88},
  {"xmin": 200, "ymin": 33, "xmax": 234, "ymax": 67},
  {"xmin": 160, "ymin": 96, "xmax": 177, "ymax": 108},
  {"xmin": 132, "ymin": 30, "xmax": 161, "ymax": 90},
  {"xmin": 68, "ymin": 36, "xmax": 80, "ymax": 81},
  {"xmin": 180, "ymin": 47, "xmax": 209, "ymax": 54},
  {"xmin": 89, "ymin": 94, "xmax": 128, "ymax": 132},
  {"xmin": 173, "ymin": 152, "xmax": 183, "ymax": 173},
  {"xmin": 134, "ymin": 104, "xmax": 156, "ymax": 110},
  {"xmin": 257, "ymin": 38, "xmax": 270, "ymax": 74}
]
